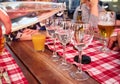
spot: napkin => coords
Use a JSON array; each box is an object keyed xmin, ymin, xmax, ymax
[{"xmin": 74, "ymin": 55, "xmax": 91, "ymax": 64}]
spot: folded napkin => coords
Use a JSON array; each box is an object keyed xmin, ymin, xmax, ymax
[{"xmin": 74, "ymin": 55, "xmax": 91, "ymax": 64}]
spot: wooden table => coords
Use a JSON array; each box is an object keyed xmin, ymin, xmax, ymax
[{"xmin": 6, "ymin": 39, "xmax": 99, "ymax": 84}]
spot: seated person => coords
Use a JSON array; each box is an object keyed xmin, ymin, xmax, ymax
[
  {"xmin": 6, "ymin": 22, "xmax": 46, "ymax": 41},
  {"xmin": 73, "ymin": 0, "xmax": 120, "ymax": 39},
  {"xmin": 73, "ymin": 0, "xmax": 105, "ymax": 27}
]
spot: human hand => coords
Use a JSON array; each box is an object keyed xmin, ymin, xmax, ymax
[
  {"xmin": 22, "ymin": 29, "xmax": 38, "ymax": 34},
  {"xmin": 117, "ymin": 31, "xmax": 120, "ymax": 50},
  {"xmin": 0, "ymin": 8, "xmax": 11, "ymax": 35},
  {"xmin": 89, "ymin": 0, "xmax": 99, "ymax": 17},
  {"xmin": 108, "ymin": 31, "xmax": 120, "ymax": 51},
  {"xmin": 20, "ymin": 29, "xmax": 38, "ymax": 40},
  {"xmin": 108, "ymin": 36, "xmax": 118, "ymax": 51},
  {"xmin": 89, "ymin": 0, "xmax": 98, "ymax": 7}
]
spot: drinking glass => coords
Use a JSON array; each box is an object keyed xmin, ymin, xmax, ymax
[
  {"xmin": 56, "ymin": 20, "xmax": 73, "ymax": 70},
  {"xmin": 46, "ymin": 16, "xmax": 60, "ymax": 61},
  {"xmin": 70, "ymin": 23, "xmax": 94, "ymax": 81},
  {"xmin": 32, "ymin": 33, "xmax": 46, "ymax": 51},
  {"xmin": 98, "ymin": 11, "xmax": 116, "ymax": 52}
]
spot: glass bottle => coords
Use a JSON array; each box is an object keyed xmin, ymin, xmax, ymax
[
  {"xmin": 63, "ymin": 9, "xmax": 69, "ymax": 20},
  {"xmin": 76, "ymin": 9, "xmax": 82, "ymax": 23}
]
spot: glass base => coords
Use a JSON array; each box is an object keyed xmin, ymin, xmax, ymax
[
  {"xmin": 51, "ymin": 54, "xmax": 60, "ymax": 62},
  {"xmin": 70, "ymin": 70, "xmax": 89, "ymax": 81},
  {"xmin": 58, "ymin": 61, "xmax": 72, "ymax": 70},
  {"xmin": 99, "ymin": 47, "xmax": 110, "ymax": 53}
]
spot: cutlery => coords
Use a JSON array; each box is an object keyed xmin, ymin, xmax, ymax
[{"xmin": 3, "ymin": 70, "xmax": 11, "ymax": 84}]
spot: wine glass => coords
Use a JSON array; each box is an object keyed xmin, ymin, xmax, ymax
[
  {"xmin": 70, "ymin": 23, "xmax": 94, "ymax": 81},
  {"xmin": 56, "ymin": 20, "xmax": 73, "ymax": 70},
  {"xmin": 45, "ymin": 16, "xmax": 60, "ymax": 61},
  {"xmin": 98, "ymin": 11, "xmax": 116, "ymax": 52}
]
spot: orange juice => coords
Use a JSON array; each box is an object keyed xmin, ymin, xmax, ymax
[{"xmin": 32, "ymin": 33, "xmax": 46, "ymax": 51}]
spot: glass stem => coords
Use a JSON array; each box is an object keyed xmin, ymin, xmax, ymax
[
  {"xmin": 78, "ymin": 49, "xmax": 83, "ymax": 73},
  {"xmin": 53, "ymin": 37, "xmax": 57, "ymax": 57},
  {"xmin": 103, "ymin": 38, "xmax": 108, "ymax": 50},
  {"xmin": 62, "ymin": 44, "xmax": 67, "ymax": 64}
]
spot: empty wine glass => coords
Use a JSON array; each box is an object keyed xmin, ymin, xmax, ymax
[
  {"xmin": 98, "ymin": 11, "xmax": 116, "ymax": 52},
  {"xmin": 56, "ymin": 20, "xmax": 73, "ymax": 70},
  {"xmin": 70, "ymin": 23, "xmax": 94, "ymax": 81},
  {"xmin": 45, "ymin": 16, "xmax": 60, "ymax": 61}
]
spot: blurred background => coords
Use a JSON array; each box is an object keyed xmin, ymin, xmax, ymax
[
  {"xmin": 54, "ymin": 0, "xmax": 120, "ymax": 20},
  {"xmin": 0, "ymin": 0, "xmax": 120, "ymax": 20},
  {"xmin": 100, "ymin": 0, "xmax": 120, "ymax": 20}
]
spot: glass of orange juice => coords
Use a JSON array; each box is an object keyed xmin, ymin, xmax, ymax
[{"xmin": 32, "ymin": 33, "xmax": 46, "ymax": 51}]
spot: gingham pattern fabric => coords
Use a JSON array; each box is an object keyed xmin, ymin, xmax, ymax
[
  {"xmin": 0, "ymin": 49, "xmax": 28, "ymax": 84},
  {"xmin": 45, "ymin": 29, "xmax": 120, "ymax": 84}
]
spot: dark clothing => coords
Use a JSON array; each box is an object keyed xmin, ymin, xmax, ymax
[{"xmin": 6, "ymin": 22, "xmax": 45, "ymax": 41}]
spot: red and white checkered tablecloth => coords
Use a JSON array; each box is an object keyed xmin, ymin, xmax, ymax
[
  {"xmin": 45, "ymin": 31, "xmax": 120, "ymax": 84},
  {"xmin": 0, "ymin": 48, "xmax": 28, "ymax": 84}
]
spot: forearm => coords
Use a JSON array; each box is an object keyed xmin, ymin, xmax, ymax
[
  {"xmin": 90, "ymin": 0, "xmax": 99, "ymax": 17},
  {"xmin": 91, "ymin": 5, "xmax": 98, "ymax": 17}
]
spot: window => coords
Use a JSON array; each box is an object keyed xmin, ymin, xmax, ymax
[
  {"xmin": 100, "ymin": 0, "xmax": 118, "ymax": 2},
  {"xmin": 112, "ymin": 0, "xmax": 118, "ymax": 2}
]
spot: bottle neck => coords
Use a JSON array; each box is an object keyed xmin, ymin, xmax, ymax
[
  {"xmin": 77, "ymin": 10, "xmax": 82, "ymax": 23},
  {"xmin": 63, "ymin": 9, "xmax": 68, "ymax": 20}
]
